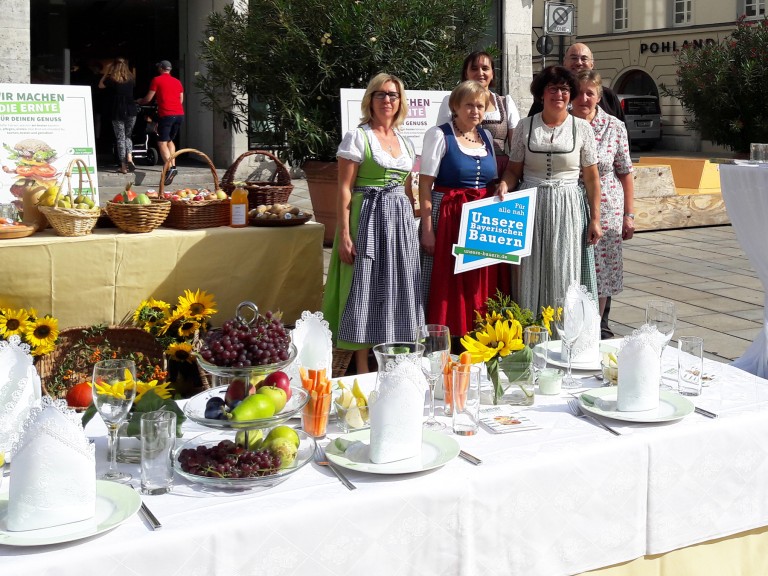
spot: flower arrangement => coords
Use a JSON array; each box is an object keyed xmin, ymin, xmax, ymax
[
  {"xmin": 0, "ymin": 307, "xmax": 59, "ymax": 357},
  {"xmin": 132, "ymin": 289, "xmax": 217, "ymax": 363},
  {"xmin": 460, "ymin": 291, "xmax": 554, "ymax": 405}
]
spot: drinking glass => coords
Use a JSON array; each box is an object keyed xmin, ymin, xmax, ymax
[
  {"xmin": 678, "ymin": 336, "xmax": 704, "ymax": 396},
  {"xmin": 554, "ymin": 297, "xmax": 586, "ymax": 389},
  {"xmin": 417, "ymin": 324, "xmax": 450, "ymax": 431},
  {"xmin": 524, "ymin": 326, "xmax": 549, "ymax": 381},
  {"xmin": 92, "ymin": 359, "xmax": 137, "ymax": 482},
  {"xmin": 645, "ymin": 300, "xmax": 676, "ymax": 390}
]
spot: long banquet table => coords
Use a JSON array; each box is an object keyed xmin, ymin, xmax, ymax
[
  {"xmin": 3, "ymin": 348, "xmax": 768, "ymax": 575},
  {"xmin": 0, "ymin": 223, "xmax": 324, "ymax": 327},
  {"xmin": 720, "ymin": 163, "xmax": 768, "ymax": 378}
]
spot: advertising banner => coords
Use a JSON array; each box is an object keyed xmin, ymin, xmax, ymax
[
  {"xmin": 0, "ymin": 83, "xmax": 99, "ymax": 208},
  {"xmin": 341, "ymin": 88, "xmax": 450, "ymax": 155},
  {"xmin": 453, "ymin": 187, "xmax": 538, "ymax": 274}
]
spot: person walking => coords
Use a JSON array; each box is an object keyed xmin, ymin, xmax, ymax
[
  {"xmin": 137, "ymin": 60, "xmax": 184, "ymax": 186},
  {"xmin": 98, "ymin": 57, "xmax": 137, "ymax": 174}
]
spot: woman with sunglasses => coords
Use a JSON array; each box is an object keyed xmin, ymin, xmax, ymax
[
  {"xmin": 322, "ymin": 73, "xmax": 424, "ymax": 373},
  {"xmin": 420, "ymin": 80, "xmax": 504, "ymax": 343},
  {"xmin": 497, "ymin": 66, "xmax": 602, "ymax": 313},
  {"xmin": 436, "ymin": 51, "xmax": 520, "ymax": 175}
]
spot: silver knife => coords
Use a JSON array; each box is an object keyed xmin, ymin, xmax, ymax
[
  {"xmin": 584, "ymin": 414, "xmax": 621, "ymax": 436},
  {"xmin": 694, "ymin": 406, "xmax": 718, "ymax": 419},
  {"xmin": 139, "ymin": 501, "xmax": 162, "ymax": 530},
  {"xmin": 459, "ymin": 450, "xmax": 482, "ymax": 465}
]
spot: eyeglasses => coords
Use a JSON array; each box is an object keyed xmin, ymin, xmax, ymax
[
  {"xmin": 546, "ymin": 85, "xmax": 571, "ymax": 95},
  {"xmin": 372, "ymin": 91, "xmax": 400, "ymax": 101},
  {"xmin": 568, "ymin": 56, "xmax": 593, "ymax": 63}
]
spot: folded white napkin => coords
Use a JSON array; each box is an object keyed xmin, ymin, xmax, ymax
[
  {"xmin": 8, "ymin": 397, "xmax": 96, "ymax": 532},
  {"xmin": 290, "ymin": 311, "xmax": 333, "ymax": 383},
  {"xmin": 368, "ymin": 360, "xmax": 426, "ymax": 464},
  {"xmin": 617, "ymin": 325, "xmax": 663, "ymax": 412},
  {"xmin": 0, "ymin": 335, "xmax": 41, "ymax": 459},
  {"xmin": 561, "ymin": 284, "xmax": 600, "ymax": 365}
]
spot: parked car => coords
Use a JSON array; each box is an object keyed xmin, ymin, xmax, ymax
[{"xmin": 617, "ymin": 95, "xmax": 662, "ymax": 150}]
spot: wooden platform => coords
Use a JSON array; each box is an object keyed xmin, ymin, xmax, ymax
[{"xmin": 632, "ymin": 158, "xmax": 728, "ymax": 231}]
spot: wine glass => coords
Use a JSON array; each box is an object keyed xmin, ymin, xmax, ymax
[
  {"xmin": 554, "ymin": 297, "xmax": 586, "ymax": 389},
  {"xmin": 92, "ymin": 359, "xmax": 137, "ymax": 482},
  {"xmin": 645, "ymin": 300, "xmax": 676, "ymax": 390},
  {"xmin": 417, "ymin": 324, "xmax": 450, "ymax": 431}
]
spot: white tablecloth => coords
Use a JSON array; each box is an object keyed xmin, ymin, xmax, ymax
[
  {"xmin": 3, "ymin": 349, "xmax": 768, "ymax": 575},
  {"xmin": 720, "ymin": 164, "xmax": 768, "ymax": 377}
]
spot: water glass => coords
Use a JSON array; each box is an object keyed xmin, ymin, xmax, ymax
[
  {"xmin": 678, "ymin": 337, "xmax": 704, "ymax": 396},
  {"xmin": 302, "ymin": 391, "xmax": 332, "ymax": 439},
  {"xmin": 140, "ymin": 410, "xmax": 176, "ymax": 495},
  {"xmin": 452, "ymin": 365, "xmax": 481, "ymax": 436},
  {"xmin": 524, "ymin": 326, "xmax": 549, "ymax": 379},
  {"xmin": 537, "ymin": 368, "xmax": 563, "ymax": 395}
]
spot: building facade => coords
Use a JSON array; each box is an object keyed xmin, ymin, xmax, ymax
[{"xmin": 532, "ymin": 1, "xmax": 760, "ymax": 151}]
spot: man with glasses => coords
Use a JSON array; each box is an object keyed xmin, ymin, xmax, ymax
[{"xmin": 528, "ymin": 43, "xmax": 626, "ymax": 339}]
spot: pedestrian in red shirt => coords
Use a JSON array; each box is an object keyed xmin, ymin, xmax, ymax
[{"xmin": 137, "ymin": 60, "xmax": 184, "ymax": 185}]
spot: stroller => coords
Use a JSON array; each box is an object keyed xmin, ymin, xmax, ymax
[{"xmin": 130, "ymin": 104, "xmax": 161, "ymax": 165}]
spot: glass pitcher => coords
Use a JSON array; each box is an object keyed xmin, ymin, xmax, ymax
[{"xmin": 369, "ymin": 343, "xmax": 425, "ymax": 464}]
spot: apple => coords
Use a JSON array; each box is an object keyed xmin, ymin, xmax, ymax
[
  {"xmin": 132, "ymin": 193, "xmax": 152, "ymax": 205},
  {"xmin": 256, "ymin": 385, "xmax": 287, "ymax": 413},
  {"xmin": 193, "ymin": 194, "xmax": 203, "ymax": 201},
  {"xmin": 260, "ymin": 370, "xmax": 291, "ymax": 401},
  {"xmin": 224, "ymin": 377, "xmax": 255, "ymax": 408}
]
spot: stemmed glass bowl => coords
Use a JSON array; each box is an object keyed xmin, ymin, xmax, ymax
[
  {"xmin": 554, "ymin": 297, "xmax": 586, "ymax": 389},
  {"xmin": 645, "ymin": 300, "xmax": 676, "ymax": 389},
  {"xmin": 417, "ymin": 324, "xmax": 451, "ymax": 431}
]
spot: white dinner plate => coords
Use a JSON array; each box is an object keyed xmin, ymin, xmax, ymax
[
  {"xmin": 325, "ymin": 429, "xmax": 460, "ymax": 475},
  {"xmin": 578, "ymin": 388, "xmax": 694, "ymax": 423},
  {"xmin": 0, "ymin": 480, "xmax": 140, "ymax": 546},
  {"xmin": 544, "ymin": 341, "xmax": 618, "ymax": 371},
  {"xmin": 732, "ymin": 160, "xmax": 760, "ymax": 166}
]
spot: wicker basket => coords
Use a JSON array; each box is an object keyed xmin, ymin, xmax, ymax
[
  {"xmin": 220, "ymin": 149, "xmax": 293, "ymax": 209},
  {"xmin": 160, "ymin": 148, "xmax": 231, "ymax": 229},
  {"xmin": 38, "ymin": 159, "xmax": 101, "ymax": 237},
  {"xmin": 332, "ymin": 348, "xmax": 353, "ymax": 378},
  {"xmin": 106, "ymin": 197, "xmax": 171, "ymax": 233},
  {"xmin": 35, "ymin": 325, "xmax": 165, "ymax": 399}
]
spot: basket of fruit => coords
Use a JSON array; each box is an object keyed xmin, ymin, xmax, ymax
[
  {"xmin": 105, "ymin": 180, "xmax": 171, "ymax": 233},
  {"xmin": 159, "ymin": 148, "xmax": 231, "ymax": 229},
  {"xmin": 37, "ymin": 158, "xmax": 101, "ymax": 237},
  {"xmin": 220, "ymin": 149, "xmax": 293, "ymax": 209},
  {"xmin": 249, "ymin": 203, "xmax": 312, "ymax": 226}
]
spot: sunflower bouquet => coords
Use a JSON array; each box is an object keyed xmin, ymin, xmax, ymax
[
  {"xmin": 0, "ymin": 307, "xmax": 59, "ymax": 357},
  {"xmin": 460, "ymin": 291, "xmax": 554, "ymax": 405}
]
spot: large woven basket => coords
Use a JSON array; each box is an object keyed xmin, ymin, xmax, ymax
[
  {"xmin": 332, "ymin": 348, "xmax": 353, "ymax": 378},
  {"xmin": 160, "ymin": 148, "xmax": 230, "ymax": 229},
  {"xmin": 220, "ymin": 149, "xmax": 293, "ymax": 209},
  {"xmin": 38, "ymin": 158, "xmax": 101, "ymax": 237},
  {"xmin": 106, "ymin": 196, "xmax": 171, "ymax": 233},
  {"xmin": 35, "ymin": 325, "xmax": 165, "ymax": 399}
]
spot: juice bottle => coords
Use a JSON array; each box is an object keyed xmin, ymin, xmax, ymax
[{"xmin": 230, "ymin": 182, "xmax": 248, "ymax": 227}]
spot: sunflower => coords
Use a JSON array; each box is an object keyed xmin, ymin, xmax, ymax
[
  {"xmin": 0, "ymin": 308, "xmax": 33, "ymax": 338},
  {"xmin": 93, "ymin": 370, "xmax": 135, "ymax": 400},
  {"xmin": 133, "ymin": 298, "xmax": 171, "ymax": 329},
  {"xmin": 167, "ymin": 342, "xmax": 194, "ymax": 363},
  {"xmin": 25, "ymin": 315, "xmax": 59, "ymax": 348},
  {"xmin": 177, "ymin": 318, "xmax": 201, "ymax": 339},
  {"xmin": 460, "ymin": 318, "xmax": 525, "ymax": 363},
  {"xmin": 158, "ymin": 310, "xmax": 183, "ymax": 336},
  {"xmin": 176, "ymin": 289, "xmax": 217, "ymax": 320},
  {"xmin": 135, "ymin": 379, "xmax": 174, "ymax": 402},
  {"xmin": 31, "ymin": 341, "xmax": 56, "ymax": 357},
  {"xmin": 540, "ymin": 306, "xmax": 555, "ymax": 336}
]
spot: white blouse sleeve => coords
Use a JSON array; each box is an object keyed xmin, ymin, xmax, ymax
[
  {"xmin": 435, "ymin": 95, "xmax": 452, "ymax": 127},
  {"xmin": 419, "ymin": 126, "xmax": 447, "ymax": 177},
  {"xmin": 336, "ymin": 128, "xmax": 365, "ymax": 163},
  {"xmin": 576, "ymin": 118, "xmax": 598, "ymax": 167},
  {"xmin": 504, "ymin": 95, "xmax": 521, "ymax": 131},
  {"xmin": 509, "ymin": 117, "xmax": 529, "ymax": 163}
]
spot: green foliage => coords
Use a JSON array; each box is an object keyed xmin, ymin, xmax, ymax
[
  {"xmin": 196, "ymin": 0, "xmax": 494, "ymax": 165},
  {"xmin": 662, "ymin": 16, "xmax": 768, "ymax": 152}
]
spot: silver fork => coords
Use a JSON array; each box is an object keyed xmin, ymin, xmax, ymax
[
  {"xmin": 567, "ymin": 398, "xmax": 621, "ymax": 436},
  {"xmin": 313, "ymin": 443, "xmax": 356, "ymax": 490}
]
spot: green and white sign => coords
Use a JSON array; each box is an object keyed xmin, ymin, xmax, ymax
[
  {"xmin": 0, "ymin": 83, "xmax": 99, "ymax": 208},
  {"xmin": 452, "ymin": 187, "xmax": 537, "ymax": 273}
]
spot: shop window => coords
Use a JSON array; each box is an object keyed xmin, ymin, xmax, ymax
[
  {"xmin": 673, "ymin": 0, "xmax": 693, "ymax": 25},
  {"xmin": 614, "ymin": 0, "xmax": 628, "ymax": 32},
  {"xmin": 744, "ymin": 0, "xmax": 766, "ymax": 18}
]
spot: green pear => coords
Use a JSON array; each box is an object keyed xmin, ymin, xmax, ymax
[{"xmin": 228, "ymin": 393, "xmax": 275, "ymax": 421}]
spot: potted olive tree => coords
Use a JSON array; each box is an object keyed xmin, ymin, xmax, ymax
[{"xmin": 196, "ymin": 0, "xmax": 493, "ymax": 243}]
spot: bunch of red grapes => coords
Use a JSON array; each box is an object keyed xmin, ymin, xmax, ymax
[
  {"xmin": 199, "ymin": 310, "xmax": 291, "ymax": 368},
  {"xmin": 178, "ymin": 440, "xmax": 281, "ymax": 478}
]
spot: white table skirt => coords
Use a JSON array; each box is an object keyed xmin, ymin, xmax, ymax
[
  {"xmin": 720, "ymin": 164, "xmax": 768, "ymax": 378},
  {"xmin": 3, "ymin": 350, "xmax": 768, "ymax": 575}
]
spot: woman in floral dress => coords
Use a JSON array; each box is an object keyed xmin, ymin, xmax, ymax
[
  {"xmin": 322, "ymin": 73, "xmax": 423, "ymax": 373},
  {"xmin": 571, "ymin": 70, "xmax": 634, "ymax": 316}
]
